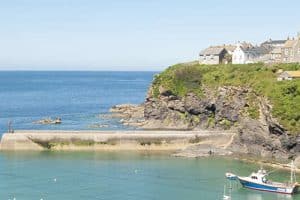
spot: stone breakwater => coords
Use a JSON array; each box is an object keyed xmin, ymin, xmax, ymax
[{"xmin": 0, "ymin": 130, "xmax": 233, "ymax": 155}]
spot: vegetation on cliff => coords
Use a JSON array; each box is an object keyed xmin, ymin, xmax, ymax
[{"xmin": 152, "ymin": 62, "xmax": 300, "ymax": 133}]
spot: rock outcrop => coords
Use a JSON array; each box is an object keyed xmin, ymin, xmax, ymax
[
  {"xmin": 110, "ymin": 104, "xmax": 146, "ymax": 127},
  {"xmin": 143, "ymin": 86, "xmax": 248, "ymax": 130},
  {"xmin": 111, "ymin": 84, "xmax": 298, "ymax": 163}
]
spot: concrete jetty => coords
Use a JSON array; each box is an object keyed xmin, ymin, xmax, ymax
[{"xmin": 0, "ymin": 130, "xmax": 234, "ymax": 151}]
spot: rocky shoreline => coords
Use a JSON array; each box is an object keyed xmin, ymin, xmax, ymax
[{"xmin": 109, "ymin": 84, "xmax": 300, "ymax": 169}]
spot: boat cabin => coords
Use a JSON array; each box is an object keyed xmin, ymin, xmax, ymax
[{"xmin": 250, "ymin": 169, "xmax": 268, "ymax": 183}]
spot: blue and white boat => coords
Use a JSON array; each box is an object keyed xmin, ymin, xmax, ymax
[{"xmin": 226, "ymin": 161, "xmax": 299, "ymax": 194}]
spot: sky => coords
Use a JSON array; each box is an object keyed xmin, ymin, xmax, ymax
[{"xmin": 0, "ymin": 0, "xmax": 299, "ymax": 71}]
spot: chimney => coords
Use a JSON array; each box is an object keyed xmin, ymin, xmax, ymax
[{"xmin": 298, "ymin": 32, "xmax": 300, "ymax": 39}]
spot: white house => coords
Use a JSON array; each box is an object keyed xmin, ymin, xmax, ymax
[
  {"xmin": 232, "ymin": 43, "xmax": 269, "ymax": 64},
  {"xmin": 232, "ymin": 43, "xmax": 253, "ymax": 64}
]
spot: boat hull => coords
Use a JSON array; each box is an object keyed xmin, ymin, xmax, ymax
[{"xmin": 238, "ymin": 177, "xmax": 298, "ymax": 194}]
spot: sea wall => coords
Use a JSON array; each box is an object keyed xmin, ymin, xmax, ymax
[{"xmin": 0, "ymin": 130, "xmax": 233, "ymax": 151}]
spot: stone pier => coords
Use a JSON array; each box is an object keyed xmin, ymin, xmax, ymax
[{"xmin": 0, "ymin": 130, "xmax": 233, "ymax": 151}]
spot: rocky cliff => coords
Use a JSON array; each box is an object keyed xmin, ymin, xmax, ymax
[{"xmin": 111, "ymin": 63, "xmax": 300, "ymax": 164}]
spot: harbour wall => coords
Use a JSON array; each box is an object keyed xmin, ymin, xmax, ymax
[{"xmin": 0, "ymin": 130, "xmax": 233, "ymax": 151}]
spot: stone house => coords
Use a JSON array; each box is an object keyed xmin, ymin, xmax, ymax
[
  {"xmin": 199, "ymin": 47, "xmax": 228, "ymax": 65},
  {"xmin": 277, "ymin": 71, "xmax": 300, "ymax": 81},
  {"xmin": 269, "ymin": 47, "xmax": 283, "ymax": 63},
  {"xmin": 261, "ymin": 39, "xmax": 286, "ymax": 63},
  {"xmin": 282, "ymin": 39, "xmax": 297, "ymax": 63},
  {"xmin": 282, "ymin": 34, "xmax": 300, "ymax": 63}
]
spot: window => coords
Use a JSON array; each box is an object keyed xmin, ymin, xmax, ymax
[{"xmin": 285, "ymin": 49, "xmax": 289, "ymax": 55}]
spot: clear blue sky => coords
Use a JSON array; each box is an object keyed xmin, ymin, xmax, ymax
[{"xmin": 0, "ymin": 0, "xmax": 299, "ymax": 71}]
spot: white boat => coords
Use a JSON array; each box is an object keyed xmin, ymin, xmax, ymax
[
  {"xmin": 226, "ymin": 161, "xmax": 299, "ymax": 194},
  {"xmin": 225, "ymin": 172, "xmax": 237, "ymax": 180}
]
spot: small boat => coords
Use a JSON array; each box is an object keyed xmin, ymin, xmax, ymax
[
  {"xmin": 225, "ymin": 172, "xmax": 237, "ymax": 181},
  {"xmin": 226, "ymin": 161, "xmax": 299, "ymax": 194}
]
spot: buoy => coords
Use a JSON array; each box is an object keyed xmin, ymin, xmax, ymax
[{"xmin": 53, "ymin": 178, "xmax": 57, "ymax": 182}]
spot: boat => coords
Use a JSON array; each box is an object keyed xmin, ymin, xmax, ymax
[
  {"xmin": 225, "ymin": 172, "xmax": 237, "ymax": 181},
  {"xmin": 226, "ymin": 161, "xmax": 299, "ymax": 194}
]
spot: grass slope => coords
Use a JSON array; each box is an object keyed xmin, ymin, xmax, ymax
[{"xmin": 152, "ymin": 62, "xmax": 300, "ymax": 134}]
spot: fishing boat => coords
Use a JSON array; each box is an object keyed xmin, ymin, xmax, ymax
[{"xmin": 226, "ymin": 161, "xmax": 299, "ymax": 194}]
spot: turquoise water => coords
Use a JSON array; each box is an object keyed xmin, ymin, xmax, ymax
[
  {"xmin": 1, "ymin": 71, "xmax": 299, "ymax": 199},
  {"xmin": 0, "ymin": 152, "xmax": 298, "ymax": 200}
]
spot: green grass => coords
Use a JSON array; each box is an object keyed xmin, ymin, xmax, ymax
[{"xmin": 152, "ymin": 62, "xmax": 300, "ymax": 134}]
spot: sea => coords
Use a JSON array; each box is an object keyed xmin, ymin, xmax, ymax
[{"xmin": 0, "ymin": 71, "xmax": 298, "ymax": 200}]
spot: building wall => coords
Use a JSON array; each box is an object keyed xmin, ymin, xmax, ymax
[
  {"xmin": 293, "ymin": 40, "xmax": 300, "ymax": 62},
  {"xmin": 232, "ymin": 46, "xmax": 245, "ymax": 64},
  {"xmin": 244, "ymin": 51, "xmax": 258, "ymax": 63},
  {"xmin": 199, "ymin": 55, "xmax": 220, "ymax": 65},
  {"xmin": 282, "ymin": 37, "xmax": 300, "ymax": 63},
  {"xmin": 278, "ymin": 72, "xmax": 291, "ymax": 81},
  {"xmin": 282, "ymin": 47, "xmax": 294, "ymax": 63},
  {"xmin": 270, "ymin": 53, "xmax": 282, "ymax": 63},
  {"xmin": 233, "ymin": 47, "xmax": 265, "ymax": 64}
]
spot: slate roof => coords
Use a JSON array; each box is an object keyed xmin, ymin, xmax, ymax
[
  {"xmin": 242, "ymin": 46, "xmax": 270, "ymax": 55},
  {"xmin": 200, "ymin": 47, "xmax": 226, "ymax": 55},
  {"xmin": 262, "ymin": 40, "xmax": 286, "ymax": 45}
]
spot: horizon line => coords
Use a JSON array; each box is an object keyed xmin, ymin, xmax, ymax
[{"xmin": 0, "ymin": 69, "xmax": 162, "ymax": 72}]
